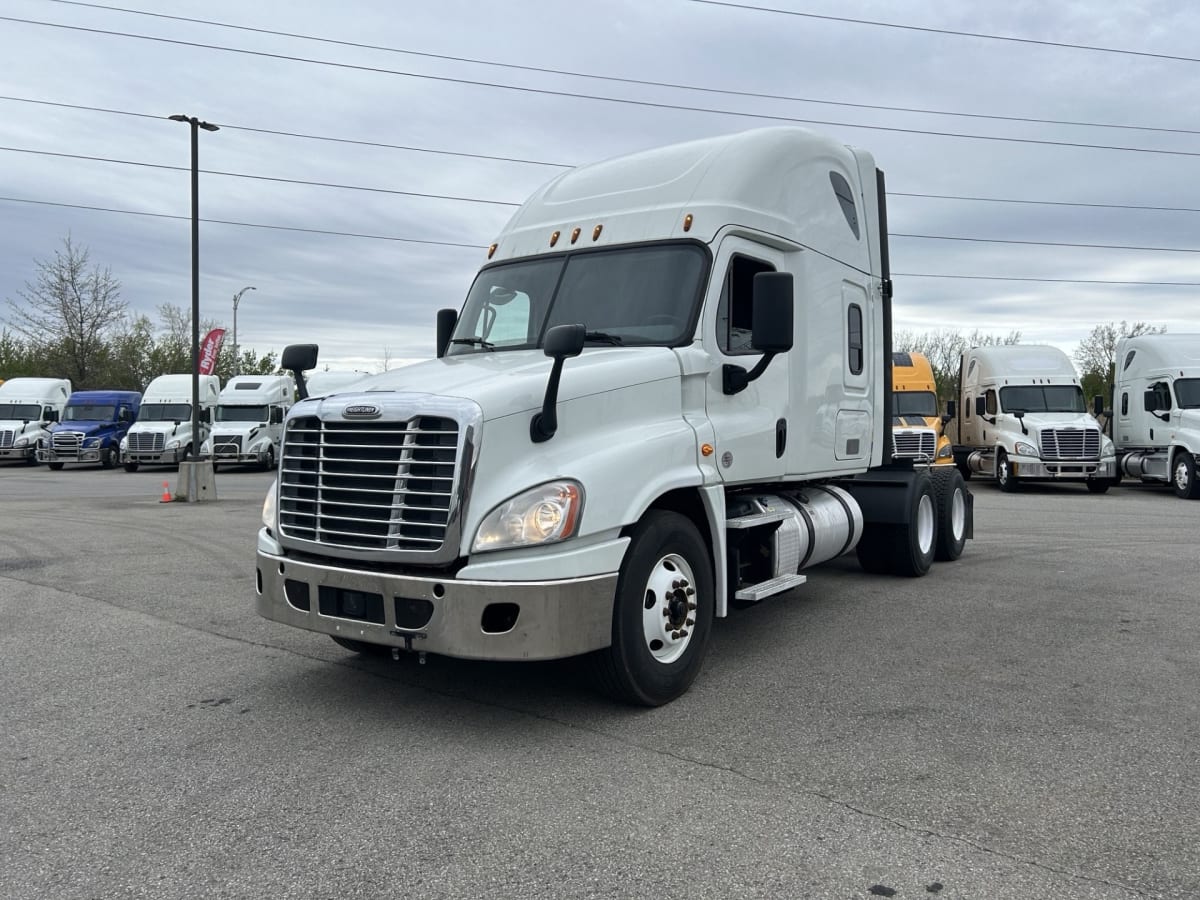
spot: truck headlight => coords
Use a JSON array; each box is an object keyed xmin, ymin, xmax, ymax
[
  {"xmin": 262, "ymin": 480, "xmax": 278, "ymax": 530},
  {"xmin": 472, "ymin": 480, "xmax": 583, "ymax": 553},
  {"xmin": 166, "ymin": 438, "xmax": 181, "ymax": 450},
  {"xmin": 1101, "ymin": 436, "xmax": 1115, "ymax": 458},
  {"xmin": 120, "ymin": 437, "xmax": 128, "ymax": 450},
  {"xmin": 85, "ymin": 437, "xmax": 101, "ymax": 447},
  {"xmin": 1014, "ymin": 441, "xmax": 1038, "ymax": 457},
  {"xmin": 936, "ymin": 444, "xmax": 952, "ymax": 458},
  {"xmin": 14, "ymin": 435, "xmax": 30, "ymax": 448}
]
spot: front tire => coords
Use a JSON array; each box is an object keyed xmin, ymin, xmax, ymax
[
  {"xmin": 1173, "ymin": 451, "xmax": 1200, "ymax": 499},
  {"xmin": 591, "ymin": 511, "xmax": 714, "ymax": 707},
  {"xmin": 932, "ymin": 468, "xmax": 968, "ymax": 561},
  {"xmin": 1085, "ymin": 479, "xmax": 1110, "ymax": 494},
  {"xmin": 102, "ymin": 445, "xmax": 118, "ymax": 469},
  {"xmin": 124, "ymin": 461, "xmax": 139, "ymax": 473},
  {"xmin": 330, "ymin": 636, "xmax": 392, "ymax": 656},
  {"xmin": 996, "ymin": 449, "xmax": 1019, "ymax": 492},
  {"xmin": 261, "ymin": 446, "xmax": 276, "ymax": 472}
]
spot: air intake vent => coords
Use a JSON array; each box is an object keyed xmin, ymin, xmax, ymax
[
  {"xmin": 1040, "ymin": 428, "xmax": 1100, "ymax": 461},
  {"xmin": 892, "ymin": 429, "xmax": 936, "ymax": 459}
]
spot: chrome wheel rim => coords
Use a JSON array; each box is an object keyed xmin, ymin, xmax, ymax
[{"xmin": 641, "ymin": 553, "xmax": 697, "ymax": 665}]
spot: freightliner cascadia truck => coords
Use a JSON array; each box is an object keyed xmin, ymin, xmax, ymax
[
  {"xmin": 256, "ymin": 127, "xmax": 974, "ymax": 705},
  {"xmin": 1110, "ymin": 333, "xmax": 1200, "ymax": 498},
  {"xmin": 950, "ymin": 344, "xmax": 1115, "ymax": 493},
  {"xmin": 890, "ymin": 351, "xmax": 954, "ymax": 466}
]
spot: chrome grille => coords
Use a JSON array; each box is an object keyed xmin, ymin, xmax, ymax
[
  {"xmin": 127, "ymin": 431, "xmax": 165, "ymax": 452},
  {"xmin": 0, "ymin": 430, "xmax": 12, "ymax": 449},
  {"xmin": 212, "ymin": 434, "xmax": 243, "ymax": 458},
  {"xmin": 1040, "ymin": 428, "xmax": 1100, "ymax": 461},
  {"xmin": 278, "ymin": 415, "xmax": 460, "ymax": 553},
  {"xmin": 52, "ymin": 431, "xmax": 83, "ymax": 453},
  {"xmin": 892, "ymin": 428, "xmax": 936, "ymax": 459}
]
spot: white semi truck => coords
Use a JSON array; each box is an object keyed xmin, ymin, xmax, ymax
[
  {"xmin": 0, "ymin": 377, "xmax": 72, "ymax": 464},
  {"xmin": 950, "ymin": 344, "xmax": 1115, "ymax": 493},
  {"xmin": 121, "ymin": 374, "xmax": 220, "ymax": 471},
  {"xmin": 1110, "ymin": 333, "xmax": 1200, "ymax": 498},
  {"xmin": 202, "ymin": 374, "xmax": 294, "ymax": 471},
  {"xmin": 256, "ymin": 127, "xmax": 974, "ymax": 705}
]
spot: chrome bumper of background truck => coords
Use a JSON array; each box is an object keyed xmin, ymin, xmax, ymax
[
  {"xmin": 126, "ymin": 448, "xmax": 186, "ymax": 464},
  {"xmin": 1015, "ymin": 458, "xmax": 1114, "ymax": 479},
  {"xmin": 256, "ymin": 531, "xmax": 617, "ymax": 661},
  {"xmin": 36, "ymin": 448, "xmax": 102, "ymax": 463}
]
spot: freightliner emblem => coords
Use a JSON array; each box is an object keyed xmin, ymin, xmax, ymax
[{"xmin": 343, "ymin": 404, "xmax": 381, "ymax": 419}]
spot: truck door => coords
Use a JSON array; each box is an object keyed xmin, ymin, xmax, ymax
[{"xmin": 702, "ymin": 238, "xmax": 790, "ymax": 484}]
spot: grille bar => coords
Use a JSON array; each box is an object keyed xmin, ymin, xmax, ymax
[
  {"xmin": 892, "ymin": 429, "xmax": 936, "ymax": 459},
  {"xmin": 278, "ymin": 414, "xmax": 460, "ymax": 553},
  {"xmin": 1040, "ymin": 428, "xmax": 1100, "ymax": 461}
]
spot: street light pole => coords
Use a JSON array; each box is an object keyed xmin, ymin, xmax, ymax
[
  {"xmin": 232, "ymin": 285, "xmax": 256, "ymax": 377},
  {"xmin": 169, "ymin": 113, "xmax": 219, "ymax": 502}
]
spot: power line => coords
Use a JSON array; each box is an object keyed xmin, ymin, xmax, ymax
[
  {"xmin": 685, "ymin": 0, "xmax": 1200, "ymax": 65},
  {"xmin": 38, "ymin": 0, "xmax": 1200, "ymax": 138},
  {"xmin": 5, "ymin": 15, "xmax": 1200, "ymax": 159},
  {"xmin": 6, "ymin": 195, "xmax": 1200, "ymax": 282},
  {"xmin": 0, "ymin": 145, "xmax": 522, "ymax": 207},
  {"xmin": 0, "ymin": 196, "xmax": 483, "ymax": 248},
  {"xmin": 892, "ymin": 233, "xmax": 1200, "ymax": 254},
  {"xmin": 6, "ymin": 95, "xmax": 1200, "ymax": 217}
]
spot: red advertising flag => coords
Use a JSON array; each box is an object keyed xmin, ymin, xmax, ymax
[{"xmin": 198, "ymin": 328, "xmax": 226, "ymax": 375}]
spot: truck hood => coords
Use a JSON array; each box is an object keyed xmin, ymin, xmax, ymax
[
  {"xmin": 128, "ymin": 422, "xmax": 191, "ymax": 435},
  {"xmin": 1012, "ymin": 412, "xmax": 1100, "ymax": 433},
  {"xmin": 50, "ymin": 421, "xmax": 114, "ymax": 435},
  {"xmin": 306, "ymin": 348, "xmax": 682, "ymax": 421},
  {"xmin": 0, "ymin": 418, "xmax": 47, "ymax": 433},
  {"xmin": 211, "ymin": 421, "xmax": 267, "ymax": 435}
]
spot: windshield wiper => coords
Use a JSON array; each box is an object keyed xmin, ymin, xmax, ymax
[
  {"xmin": 450, "ymin": 337, "xmax": 494, "ymax": 350},
  {"xmin": 584, "ymin": 331, "xmax": 624, "ymax": 345}
]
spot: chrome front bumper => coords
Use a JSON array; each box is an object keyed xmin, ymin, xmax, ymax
[
  {"xmin": 125, "ymin": 448, "xmax": 187, "ymax": 464},
  {"xmin": 255, "ymin": 530, "xmax": 617, "ymax": 661},
  {"xmin": 0, "ymin": 446, "xmax": 35, "ymax": 460},
  {"xmin": 36, "ymin": 448, "xmax": 103, "ymax": 463},
  {"xmin": 1013, "ymin": 457, "xmax": 1115, "ymax": 480}
]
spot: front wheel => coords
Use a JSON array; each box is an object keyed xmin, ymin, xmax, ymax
[
  {"xmin": 123, "ymin": 461, "xmax": 139, "ymax": 473},
  {"xmin": 591, "ymin": 511, "xmax": 714, "ymax": 707},
  {"xmin": 1173, "ymin": 452, "xmax": 1200, "ymax": 499},
  {"xmin": 102, "ymin": 445, "xmax": 118, "ymax": 469},
  {"xmin": 261, "ymin": 446, "xmax": 276, "ymax": 472},
  {"xmin": 1085, "ymin": 479, "xmax": 1110, "ymax": 494},
  {"xmin": 330, "ymin": 636, "xmax": 392, "ymax": 656},
  {"xmin": 996, "ymin": 449, "xmax": 1019, "ymax": 492}
]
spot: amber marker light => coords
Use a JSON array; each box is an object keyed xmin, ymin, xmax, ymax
[
  {"xmin": 487, "ymin": 243, "xmax": 497, "ymax": 259},
  {"xmin": 550, "ymin": 231, "xmax": 560, "ymax": 247},
  {"xmin": 683, "ymin": 213, "xmax": 693, "ymax": 232},
  {"xmin": 701, "ymin": 443, "xmax": 714, "ymax": 457},
  {"xmin": 570, "ymin": 227, "xmax": 581, "ymax": 244},
  {"xmin": 592, "ymin": 224, "xmax": 603, "ymax": 241}
]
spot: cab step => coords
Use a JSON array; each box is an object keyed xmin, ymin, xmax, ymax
[
  {"xmin": 734, "ymin": 573, "xmax": 807, "ymax": 603},
  {"xmin": 726, "ymin": 509, "xmax": 789, "ymax": 530}
]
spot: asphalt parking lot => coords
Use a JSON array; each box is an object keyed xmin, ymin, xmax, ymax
[{"xmin": 1, "ymin": 462, "xmax": 1197, "ymax": 899}]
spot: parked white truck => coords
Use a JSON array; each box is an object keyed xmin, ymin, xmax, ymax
[
  {"xmin": 201, "ymin": 374, "xmax": 294, "ymax": 471},
  {"xmin": 121, "ymin": 374, "xmax": 220, "ymax": 471},
  {"xmin": 256, "ymin": 126, "xmax": 974, "ymax": 705},
  {"xmin": 950, "ymin": 344, "xmax": 1115, "ymax": 493},
  {"xmin": 1111, "ymin": 333, "xmax": 1200, "ymax": 498},
  {"xmin": 0, "ymin": 377, "xmax": 71, "ymax": 464}
]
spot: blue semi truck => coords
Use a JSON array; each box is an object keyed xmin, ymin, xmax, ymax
[{"xmin": 37, "ymin": 390, "xmax": 142, "ymax": 469}]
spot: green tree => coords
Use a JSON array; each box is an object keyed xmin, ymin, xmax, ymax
[
  {"xmin": 3, "ymin": 235, "xmax": 127, "ymax": 389},
  {"xmin": 0, "ymin": 328, "xmax": 38, "ymax": 379}
]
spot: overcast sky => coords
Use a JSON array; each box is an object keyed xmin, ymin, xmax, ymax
[{"xmin": 2, "ymin": 0, "xmax": 1198, "ymax": 373}]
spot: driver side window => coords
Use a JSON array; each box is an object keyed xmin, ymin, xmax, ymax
[
  {"xmin": 716, "ymin": 255, "xmax": 774, "ymax": 355},
  {"xmin": 471, "ymin": 288, "xmax": 532, "ymax": 346}
]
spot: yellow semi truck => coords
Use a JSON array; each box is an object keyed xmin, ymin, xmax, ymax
[{"xmin": 891, "ymin": 351, "xmax": 954, "ymax": 465}]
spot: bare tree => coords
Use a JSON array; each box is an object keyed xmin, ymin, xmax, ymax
[
  {"xmin": 4, "ymin": 236, "xmax": 128, "ymax": 388},
  {"xmin": 380, "ymin": 345, "xmax": 394, "ymax": 373},
  {"xmin": 1074, "ymin": 321, "xmax": 1166, "ymax": 407}
]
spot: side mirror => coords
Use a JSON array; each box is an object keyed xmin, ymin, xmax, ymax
[
  {"xmin": 1143, "ymin": 390, "xmax": 1158, "ymax": 412},
  {"xmin": 1092, "ymin": 395, "xmax": 1104, "ymax": 416},
  {"xmin": 530, "ymin": 323, "xmax": 585, "ymax": 443},
  {"xmin": 270, "ymin": 407, "xmax": 284, "ymax": 425},
  {"xmin": 944, "ymin": 399, "xmax": 956, "ymax": 421},
  {"xmin": 974, "ymin": 396, "xmax": 986, "ymax": 417},
  {"xmin": 750, "ymin": 272, "xmax": 794, "ymax": 353},
  {"xmin": 436, "ymin": 308, "xmax": 458, "ymax": 359},
  {"xmin": 45, "ymin": 409, "xmax": 59, "ymax": 423},
  {"xmin": 724, "ymin": 272, "xmax": 793, "ymax": 394},
  {"xmin": 282, "ymin": 343, "xmax": 319, "ymax": 400},
  {"xmin": 200, "ymin": 408, "xmax": 211, "ymax": 424}
]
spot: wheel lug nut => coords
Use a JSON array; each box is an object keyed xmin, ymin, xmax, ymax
[
  {"xmin": 686, "ymin": 587, "xmax": 695, "ymax": 596},
  {"xmin": 686, "ymin": 618, "xmax": 694, "ymax": 626},
  {"xmin": 679, "ymin": 629, "xmax": 689, "ymax": 638},
  {"xmin": 663, "ymin": 609, "xmax": 670, "ymax": 617},
  {"xmin": 670, "ymin": 631, "xmax": 680, "ymax": 640},
  {"xmin": 687, "ymin": 602, "xmax": 697, "ymax": 611}
]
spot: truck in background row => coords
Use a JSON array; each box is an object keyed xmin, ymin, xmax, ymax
[
  {"xmin": 1110, "ymin": 333, "xmax": 1200, "ymax": 499},
  {"xmin": 37, "ymin": 390, "xmax": 142, "ymax": 469},
  {"xmin": 949, "ymin": 344, "xmax": 1115, "ymax": 493},
  {"xmin": 891, "ymin": 351, "xmax": 954, "ymax": 466},
  {"xmin": 0, "ymin": 377, "xmax": 72, "ymax": 464},
  {"xmin": 121, "ymin": 374, "xmax": 220, "ymax": 471},
  {"xmin": 256, "ymin": 126, "xmax": 974, "ymax": 705},
  {"xmin": 202, "ymin": 374, "xmax": 295, "ymax": 471}
]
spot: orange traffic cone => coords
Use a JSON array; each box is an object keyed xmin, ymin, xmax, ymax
[{"xmin": 160, "ymin": 481, "xmax": 173, "ymax": 503}]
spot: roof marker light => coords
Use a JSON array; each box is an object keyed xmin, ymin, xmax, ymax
[
  {"xmin": 592, "ymin": 224, "xmax": 603, "ymax": 241},
  {"xmin": 550, "ymin": 231, "xmax": 560, "ymax": 247},
  {"xmin": 683, "ymin": 213, "xmax": 693, "ymax": 232},
  {"xmin": 570, "ymin": 227, "xmax": 581, "ymax": 244},
  {"xmin": 487, "ymin": 243, "xmax": 497, "ymax": 259}
]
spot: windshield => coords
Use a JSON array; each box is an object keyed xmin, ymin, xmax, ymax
[
  {"xmin": 1175, "ymin": 378, "xmax": 1200, "ymax": 409},
  {"xmin": 137, "ymin": 403, "xmax": 191, "ymax": 422},
  {"xmin": 0, "ymin": 403, "xmax": 43, "ymax": 420},
  {"xmin": 447, "ymin": 243, "xmax": 708, "ymax": 354},
  {"xmin": 63, "ymin": 404, "xmax": 116, "ymax": 422},
  {"xmin": 999, "ymin": 385, "xmax": 1085, "ymax": 414},
  {"xmin": 893, "ymin": 391, "xmax": 938, "ymax": 418},
  {"xmin": 216, "ymin": 404, "xmax": 269, "ymax": 422}
]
